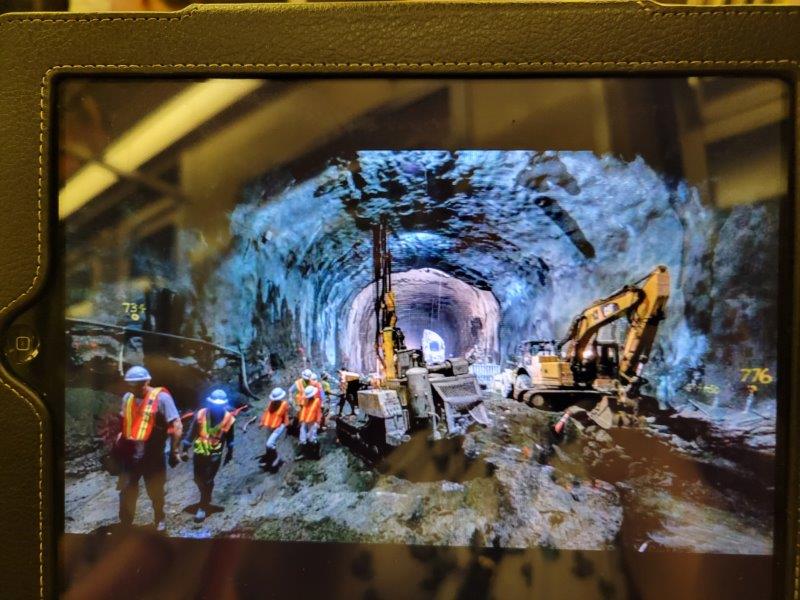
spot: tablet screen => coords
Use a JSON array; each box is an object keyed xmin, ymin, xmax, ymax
[{"xmin": 55, "ymin": 76, "xmax": 789, "ymax": 598}]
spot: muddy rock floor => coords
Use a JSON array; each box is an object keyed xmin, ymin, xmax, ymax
[{"xmin": 65, "ymin": 393, "xmax": 773, "ymax": 553}]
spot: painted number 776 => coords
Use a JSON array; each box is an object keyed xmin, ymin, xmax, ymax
[{"xmin": 739, "ymin": 367, "xmax": 773, "ymax": 385}]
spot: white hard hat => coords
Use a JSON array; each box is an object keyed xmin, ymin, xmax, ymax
[
  {"xmin": 124, "ymin": 365, "xmax": 151, "ymax": 382},
  {"xmin": 206, "ymin": 389, "xmax": 228, "ymax": 405},
  {"xmin": 304, "ymin": 385, "xmax": 318, "ymax": 399},
  {"xmin": 301, "ymin": 368, "xmax": 313, "ymax": 380},
  {"xmin": 309, "ymin": 372, "xmax": 319, "ymax": 381},
  {"xmin": 269, "ymin": 387, "xmax": 287, "ymax": 401}
]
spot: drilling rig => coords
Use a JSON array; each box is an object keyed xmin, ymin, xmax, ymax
[
  {"xmin": 510, "ymin": 265, "xmax": 670, "ymax": 421},
  {"xmin": 335, "ymin": 218, "xmax": 490, "ymax": 464}
]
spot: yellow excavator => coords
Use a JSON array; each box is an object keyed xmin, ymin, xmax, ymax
[{"xmin": 512, "ymin": 265, "xmax": 670, "ymax": 414}]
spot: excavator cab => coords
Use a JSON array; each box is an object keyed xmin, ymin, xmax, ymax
[{"xmin": 593, "ymin": 341, "xmax": 620, "ymax": 386}]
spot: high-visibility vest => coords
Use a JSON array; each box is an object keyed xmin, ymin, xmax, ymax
[
  {"xmin": 260, "ymin": 400, "xmax": 289, "ymax": 429},
  {"xmin": 193, "ymin": 408, "xmax": 235, "ymax": 456},
  {"xmin": 122, "ymin": 387, "xmax": 164, "ymax": 442},
  {"xmin": 298, "ymin": 397, "xmax": 321, "ymax": 424},
  {"xmin": 294, "ymin": 378, "xmax": 322, "ymax": 407},
  {"xmin": 294, "ymin": 378, "xmax": 307, "ymax": 405}
]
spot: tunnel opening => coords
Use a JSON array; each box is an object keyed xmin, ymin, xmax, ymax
[{"xmin": 342, "ymin": 268, "xmax": 501, "ymax": 373}]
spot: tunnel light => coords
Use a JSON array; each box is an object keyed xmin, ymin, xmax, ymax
[
  {"xmin": 582, "ymin": 348, "xmax": 595, "ymax": 360},
  {"xmin": 59, "ymin": 79, "xmax": 264, "ymax": 219}
]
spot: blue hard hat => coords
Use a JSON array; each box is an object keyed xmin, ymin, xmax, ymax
[
  {"xmin": 206, "ymin": 388, "xmax": 228, "ymax": 405},
  {"xmin": 124, "ymin": 365, "xmax": 151, "ymax": 382}
]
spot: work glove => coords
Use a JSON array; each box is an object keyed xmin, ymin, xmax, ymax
[
  {"xmin": 224, "ymin": 447, "xmax": 234, "ymax": 466},
  {"xmin": 168, "ymin": 451, "xmax": 181, "ymax": 468}
]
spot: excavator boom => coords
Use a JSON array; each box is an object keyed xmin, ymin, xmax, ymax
[{"xmin": 619, "ymin": 266, "xmax": 670, "ymax": 381}]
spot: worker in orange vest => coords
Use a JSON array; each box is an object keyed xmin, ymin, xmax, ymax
[
  {"xmin": 115, "ymin": 365, "xmax": 183, "ymax": 532},
  {"xmin": 182, "ymin": 388, "xmax": 235, "ymax": 523},
  {"xmin": 289, "ymin": 368, "xmax": 326, "ymax": 409},
  {"xmin": 259, "ymin": 387, "xmax": 290, "ymax": 471},
  {"xmin": 296, "ymin": 385, "xmax": 323, "ymax": 460}
]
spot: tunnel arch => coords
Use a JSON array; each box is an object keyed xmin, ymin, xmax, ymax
[{"xmin": 342, "ymin": 268, "xmax": 501, "ymax": 373}]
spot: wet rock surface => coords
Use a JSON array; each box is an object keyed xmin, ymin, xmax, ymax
[{"xmin": 65, "ymin": 391, "xmax": 771, "ymax": 553}]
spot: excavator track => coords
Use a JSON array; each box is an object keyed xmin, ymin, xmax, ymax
[{"xmin": 514, "ymin": 387, "xmax": 605, "ymax": 411}]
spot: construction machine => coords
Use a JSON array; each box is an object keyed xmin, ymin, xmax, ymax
[
  {"xmin": 511, "ymin": 265, "xmax": 670, "ymax": 416},
  {"xmin": 335, "ymin": 218, "xmax": 490, "ymax": 464}
]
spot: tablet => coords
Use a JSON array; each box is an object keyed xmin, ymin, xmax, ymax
[
  {"xmin": 56, "ymin": 74, "xmax": 787, "ymax": 598},
  {"xmin": 0, "ymin": 4, "xmax": 797, "ymax": 599}
]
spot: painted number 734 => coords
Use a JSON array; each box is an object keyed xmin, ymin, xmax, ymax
[{"xmin": 122, "ymin": 302, "xmax": 146, "ymax": 322}]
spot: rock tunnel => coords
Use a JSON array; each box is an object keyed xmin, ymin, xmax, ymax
[
  {"xmin": 201, "ymin": 150, "xmax": 778, "ymax": 405},
  {"xmin": 343, "ymin": 268, "xmax": 501, "ymax": 373}
]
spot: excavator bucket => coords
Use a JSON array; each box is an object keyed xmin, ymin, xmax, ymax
[
  {"xmin": 431, "ymin": 374, "xmax": 491, "ymax": 433},
  {"xmin": 587, "ymin": 397, "xmax": 614, "ymax": 430}
]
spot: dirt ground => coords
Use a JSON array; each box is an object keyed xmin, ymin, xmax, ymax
[{"xmin": 64, "ymin": 391, "xmax": 773, "ymax": 553}]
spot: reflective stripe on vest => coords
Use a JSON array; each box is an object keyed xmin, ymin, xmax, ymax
[
  {"xmin": 294, "ymin": 378, "xmax": 307, "ymax": 406},
  {"xmin": 261, "ymin": 401, "xmax": 288, "ymax": 429},
  {"xmin": 193, "ymin": 408, "xmax": 234, "ymax": 456},
  {"xmin": 298, "ymin": 397, "xmax": 321, "ymax": 424},
  {"xmin": 122, "ymin": 387, "xmax": 163, "ymax": 442}
]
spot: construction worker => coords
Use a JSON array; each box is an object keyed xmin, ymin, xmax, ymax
[
  {"xmin": 289, "ymin": 368, "xmax": 326, "ymax": 409},
  {"xmin": 336, "ymin": 370, "xmax": 363, "ymax": 416},
  {"xmin": 320, "ymin": 371, "xmax": 333, "ymax": 399},
  {"xmin": 318, "ymin": 372, "xmax": 335, "ymax": 429},
  {"xmin": 259, "ymin": 387, "xmax": 290, "ymax": 471},
  {"xmin": 183, "ymin": 389, "xmax": 235, "ymax": 523},
  {"xmin": 115, "ymin": 365, "xmax": 183, "ymax": 531},
  {"xmin": 297, "ymin": 385, "xmax": 323, "ymax": 459}
]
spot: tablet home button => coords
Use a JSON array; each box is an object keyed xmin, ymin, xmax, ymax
[{"xmin": 3, "ymin": 324, "xmax": 40, "ymax": 365}]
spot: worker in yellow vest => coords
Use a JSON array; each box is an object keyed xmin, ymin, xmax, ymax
[
  {"xmin": 258, "ymin": 387, "xmax": 290, "ymax": 472},
  {"xmin": 115, "ymin": 365, "xmax": 183, "ymax": 532},
  {"xmin": 296, "ymin": 385, "xmax": 323, "ymax": 460},
  {"xmin": 183, "ymin": 389, "xmax": 235, "ymax": 523},
  {"xmin": 319, "ymin": 372, "xmax": 333, "ymax": 398}
]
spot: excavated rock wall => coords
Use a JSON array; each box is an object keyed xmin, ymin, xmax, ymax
[{"xmin": 197, "ymin": 150, "xmax": 777, "ymax": 412}]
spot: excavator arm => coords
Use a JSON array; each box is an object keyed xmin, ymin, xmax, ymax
[
  {"xmin": 560, "ymin": 265, "xmax": 669, "ymax": 388},
  {"xmin": 618, "ymin": 265, "xmax": 670, "ymax": 383}
]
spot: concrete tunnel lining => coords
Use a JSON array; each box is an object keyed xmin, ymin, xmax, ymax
[{"xmin": 341, "ymin": 268, "xmax": 501, "ymax": 373}]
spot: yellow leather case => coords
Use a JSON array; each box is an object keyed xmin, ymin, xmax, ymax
[{"xmin": 0, "ymin": 2, "xmax": 798, "ymax": 597}]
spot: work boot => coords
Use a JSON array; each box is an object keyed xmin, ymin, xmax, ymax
[
  {"xmin": 295, "ymin": 444, "xmax": 307, "ymax": 460},
  {"xmin": 194, "ymin": 508, "xmax": 206, "ymax": 523},
  {"xmin": 309, "ymin": 441, "xmax": 321, "ymax": 460}
]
